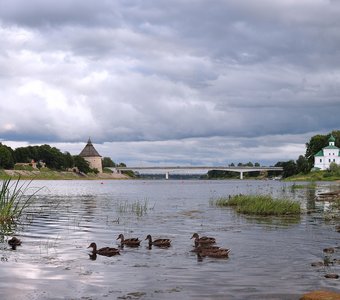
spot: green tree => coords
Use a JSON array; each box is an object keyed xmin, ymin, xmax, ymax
[
  {"xmin": 276, "ymin": 160, "xmax": 298, "ymax": 178},
  {"xmin": 0, "ymin": 144, "xmax": 14, "ymax": 169},
  {"xmin": 207, "ymin": 170, "xmax": 238, "ymax": 179},
  {"xmin": 102, "ymin": 157, "xmax": 116, "ymax": 168},
  {"xmin": 37, "ymin": 145, "xmax": 64, "ymax": 170},
  {"xmin": 27, "ymin": 146, "xmax": 39, "ymax": 162},
  {"xmin": 63, "ymin": 152, "xmax": 74, "ymax": 169},
  {"xmin": 14, "ymin": 147, "xmax": 31, "ymax": 163},
  {"xmin": 73, "ymin": 155, "xmax": 91, "ymax": 174},
  {"xmin": 328, "ymin": 162, "xmax": 340, "ymax": 176},
  {"xmin": 296, "ymin": 155, "xmax": 310, "ymax": 174}
]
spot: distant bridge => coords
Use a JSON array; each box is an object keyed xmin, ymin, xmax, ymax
[{"xmin": 111, "ymin": 166, "xmax": 283, "ymax": 180}]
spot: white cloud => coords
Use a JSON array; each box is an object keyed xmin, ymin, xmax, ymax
[{"xmin": 0, "ymin": 1, "xmax": 339, "ymax": 165}]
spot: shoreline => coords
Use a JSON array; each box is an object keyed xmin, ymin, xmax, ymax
[{"xmin": 0, "ymin": 169, "xmax": 129, "ymax": 180}]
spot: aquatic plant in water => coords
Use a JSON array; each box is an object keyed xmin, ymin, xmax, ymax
[
  {"xmin": 213, "ymin": 194, "xmax": 301, "ymax": 216},
  {"xmin": 0, "ymin": 178, "xmax": 42, "ymax": 225},
  {"xmin": 116, "ymin": 199, "xmax": 151, "ymax": 217}
]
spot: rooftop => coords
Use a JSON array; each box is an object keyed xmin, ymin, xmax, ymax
[{"xmin": 79, "ymin": 138, "xmax": 101, "ymax": 157}]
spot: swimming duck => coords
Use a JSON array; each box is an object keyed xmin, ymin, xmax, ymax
[
  {"xmin": 145, "ymin": 234, "xmax": 171, "ymax": 247},
  {"xmin": 324, "ymin": 273, "xmax": 339, "ymax": 279},
  {"xmin": 323, "ymin": 247, "xmax": 335, "ymax": 254},
  {"xmin": 8, "ymin": 237, "xmax": 21, "ymax": 249},
  {"xmin": 116, "ymin": 234, "xmax": 141, "ymax": 247},
  {"xmin": 191, "ymin": 233, "xmax": 216, "ymax": 246},
  {"xmin": 191, "ymin": 245, "xmax": 220, "ymax": 253},
  {"xmin": 87, "ymin": 242, "xmax": 120, "ymax": 257},
  {"xmin": 199, "ymin": 248, "xmax": 230, "ymax": 258}
]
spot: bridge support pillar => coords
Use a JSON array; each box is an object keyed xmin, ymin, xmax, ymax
[
  {"xmin": 165, "ymin": 172, "xmax": 169, "ymax": 180},
  {"xmin": 240, "ymin": 171, "xmax": 243, "ymax": 180}
]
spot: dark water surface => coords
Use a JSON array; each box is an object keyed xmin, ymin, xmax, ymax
[{"xmin": 0, "ymin": 180, "xmax": 339, "ymax": 299}]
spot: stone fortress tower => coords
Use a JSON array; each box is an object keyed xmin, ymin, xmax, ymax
[{"xmin": 79, "ymin": 138, "xmax": 103, "ymax": 173}]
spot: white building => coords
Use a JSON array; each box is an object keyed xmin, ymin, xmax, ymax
[{"xmin": 314, "ymin": 135, "xmax": 340, "ymax": 170}]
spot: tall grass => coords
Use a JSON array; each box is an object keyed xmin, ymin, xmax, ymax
[
  {"xmin": 213, "ymin": 194, "xmax": 301, "ymax": 216},
  {"xmin": 0, "ymin": 178, "xmax": 42, "ymax": 224}
]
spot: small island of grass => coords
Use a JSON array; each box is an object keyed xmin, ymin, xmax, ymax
[{"xmin": 212, "ymin": 194, "xmax": 301, "ymax": 216}]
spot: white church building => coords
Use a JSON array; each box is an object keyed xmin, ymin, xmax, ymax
[{"xmin": 314, "ymin": 135, "xmax": 340, "ymax": 170}]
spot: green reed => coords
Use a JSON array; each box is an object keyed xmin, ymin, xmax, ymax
[
  {"xmin": 0, "ymin": 178, "xmax": 42, "ymax": 224},
  {"xmin": 117, "ymin": 199, "xmax": 150, "ymax": 217},
  {"xmin": 213, "ymin": 194, "xmax": 301, "ymax": 216}
]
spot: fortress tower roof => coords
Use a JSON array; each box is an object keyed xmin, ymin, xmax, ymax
[{"xmin": 79, "ymin": 138, "xmax": 101, "ymax": 157}]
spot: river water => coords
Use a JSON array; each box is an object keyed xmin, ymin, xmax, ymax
[{"xmin": 0, "ymin": 180, "xmax": 339, "ymax": 300}]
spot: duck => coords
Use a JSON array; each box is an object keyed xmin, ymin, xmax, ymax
[
  {"xmin": 191, "ymin": 245, "xmax": 220, "ymax": 253},
  {"xmin": 8, "ymin": 237, "xmax": 21, "ymax": 249},
  {"xmin": 145, "ymin": 234, "xmax": 171, "ymax": 247},
  {"xmin": 87, "ymin": 242, "xmax": 120, "ymax": 257},
  {"xmin": 324, "ymin": 273, "xmax": 339, "ymax": 279},
  {"xmin": 199, "ymin": 248, "xmax": 230, "ymax": 258},
  {"xmin": 323, "ymin": 247, "xmax": 335, "ymax": 254},
  {"xmin": 191, "ymin": 233, "xmax": 216, "ymax": 247},
  {"xmin": 116, "ymin": 234, "xmax": 141, "ymax": 247}
]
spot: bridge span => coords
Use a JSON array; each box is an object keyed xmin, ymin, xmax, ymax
[{"xmin": 111, "ymin": 166, "xmax": 283, "ymax": 180}]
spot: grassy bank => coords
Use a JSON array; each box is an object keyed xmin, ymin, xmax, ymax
[
  {"xmin": 286, "ymin": 170, "xmax": 340, "ymax": 181},
  {"xmin": 283, "ymin": 160, "xmax": 340, "ymax": 181},
  {"xmin": 0, "ymin": 169, "xmax": 129, "ymax": 180},
  {"xmin": 212, "ymin": 194, "xmax": 301, "ymax": 216}
]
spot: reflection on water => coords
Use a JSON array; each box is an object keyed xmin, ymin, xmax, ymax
[{"xmin": 0, "ymin": 180, "xmax": 339, "ymax": 300}]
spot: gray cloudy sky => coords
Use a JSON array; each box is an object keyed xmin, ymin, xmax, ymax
[{"xmin": 0, "ymin": 0, "xmax": 339, "ymax": 166}]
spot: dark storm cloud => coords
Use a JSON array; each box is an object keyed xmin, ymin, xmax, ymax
[{"xmin": 0, "ymin": 0, "xmax": 339, "ymax": 164}]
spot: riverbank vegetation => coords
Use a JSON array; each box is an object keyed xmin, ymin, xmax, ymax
[
  {"xmin": 212, "ymin": 194, "xmax": 301, "ymax": 216},
  {"xmin": 0, "ymin": 142, "xmax": 128, "ymax": 179},
  {"xmin": 0, "ymin": 169, "xmax": 128, "ymax": 180},
  {"xmin": 285, "ymin": 163, "xmax": 340, "ymax": 181},
  {"xmin": 0, "ymin": 178, "xmax": 41, "ymax": 225}
]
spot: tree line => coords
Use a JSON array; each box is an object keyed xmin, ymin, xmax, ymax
[
  {"xmin": 207, "ymin": 162, "xmax": 261, "ymax": 179},
  {"xmin": 0, "ymin": 143, "xmax": 122, "ymax": 174},
  {"xmin": 0, "ymin": 130, "xmax": 338, "ymax": 178}
]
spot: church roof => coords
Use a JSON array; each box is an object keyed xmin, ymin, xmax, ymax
[
  {"xmin": 324, "ymin": 145, "xmax": 339, "ymax": 150},
  {"xmin": 329, "ymin": 134, "xmax": 336, "ymax": 142},
  {"xmin": 314, "ymin": 150, "xmax": 324, "ymax": 157},
  {"xmin": 79, "ymin": 138, "xmax": 101, "ymax": 157}
]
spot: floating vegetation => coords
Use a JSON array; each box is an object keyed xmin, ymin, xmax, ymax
[
  {"xmin": 212, "ymin": 194, "xmax": 301, "ymax": 216},
  {"xmin": 116, "ymin": 199, "xmax": 151, "ymax": 217}
]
